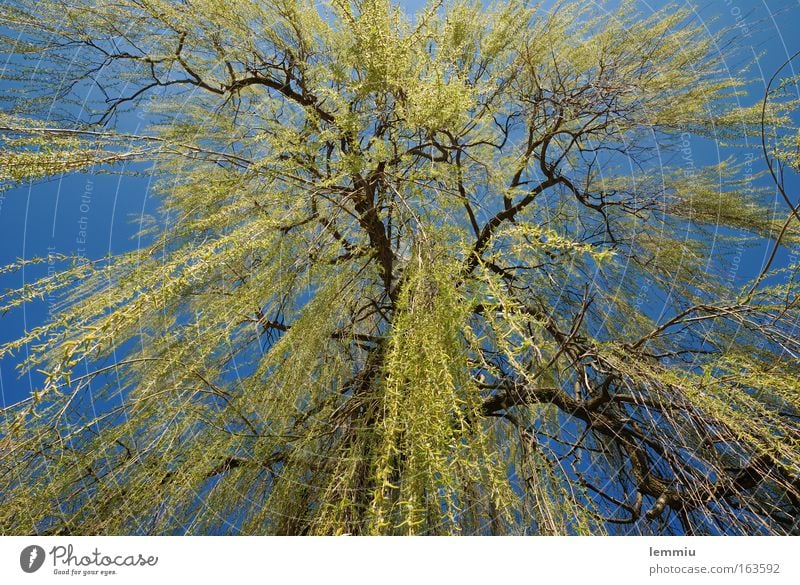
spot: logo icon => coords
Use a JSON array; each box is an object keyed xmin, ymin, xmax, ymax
[{"xmin": 20, "ymin": 545, "xmax": 46, "ymax": 573}]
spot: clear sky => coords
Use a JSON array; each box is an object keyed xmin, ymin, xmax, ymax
[{"xmin": 2, "ymin": 0, "xmax": 800, "ymax": 408}]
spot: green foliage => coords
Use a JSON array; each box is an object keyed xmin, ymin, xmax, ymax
[{"xmin": 0, "ymin": 0, "xmax": 799, "ymax": 535}]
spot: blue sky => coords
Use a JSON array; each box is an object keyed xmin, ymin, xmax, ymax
[{"xmin": 1, "ymin": 0, "xmax": 800, "ymax": 409}]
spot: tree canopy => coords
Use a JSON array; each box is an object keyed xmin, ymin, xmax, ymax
[{"xmin": 1, "ymin": 0, "xmax": 799, "ymax": 535}]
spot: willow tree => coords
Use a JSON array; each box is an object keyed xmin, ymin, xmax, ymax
[{"xmin": 1, "ymin": 0, "xmax": 799, "ymax": 536}]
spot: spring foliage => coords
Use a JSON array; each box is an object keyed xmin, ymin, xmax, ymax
[{"xmin": 0, "ymin": 0, "xmax": 799, "ymax": 535}]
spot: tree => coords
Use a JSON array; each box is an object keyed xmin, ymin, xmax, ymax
[{"xmin": 0, "ymin": 0, "xmax": 798, "ymax": 536}]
